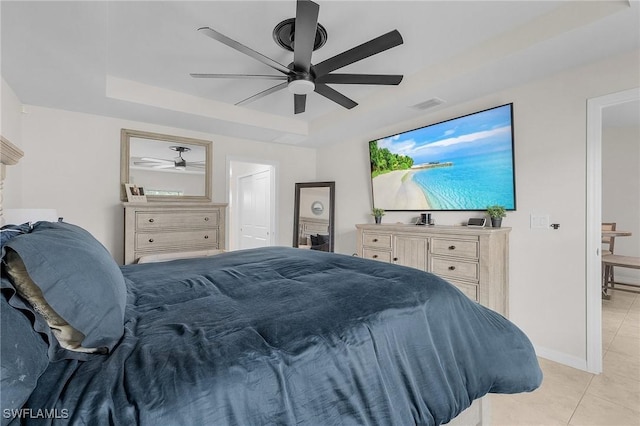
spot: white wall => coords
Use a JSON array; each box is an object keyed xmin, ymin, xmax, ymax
[
  {"xmin": 317, "ymin": 49, "xmax": 640, "ymax": 368},
  {"xmin": 602, "ymin": 125, "xmax": 640, "ymax": 284},
  {"xmin": 6, "ymin": 105, "xmax": 316, "ymax": 263}
]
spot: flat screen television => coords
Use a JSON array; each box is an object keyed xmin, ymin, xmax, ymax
[{"xmin": 369, "ymin": 103, "xmax": 516, "ymax": 211}]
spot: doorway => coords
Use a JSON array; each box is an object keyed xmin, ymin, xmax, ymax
[
  {"xmin": 228, "ymin": 159, "xmax": 277, "ymax": 251},
  {"xmin": 585, "ymin": 87, "xmax": 640, "ymax": 373}
]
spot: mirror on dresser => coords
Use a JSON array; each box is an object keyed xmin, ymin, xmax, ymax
[
  {"xmin": 293, "ymin": 182, "xmax": 335, "ymax": 252},
  {"xmin": 120, "ymin": 129, "xmax": 212, "ymax": 202}
]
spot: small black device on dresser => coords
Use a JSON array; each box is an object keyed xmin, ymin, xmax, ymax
[
  {"xmin": 417, "ymin": 213, "xmax": 434, "ymax": 226},
  {"xmin": 467, "ymin": 218, "xmax": 486, "ymax": 227}
]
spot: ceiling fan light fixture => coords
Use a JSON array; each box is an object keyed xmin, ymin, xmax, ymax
[
  {"xmin": 288, "ymin": 79, "xmax": 315, "ymax": 95},
  {"xmin": 174, "ymin": 158, "xmax": 187, "ymax": 170}
]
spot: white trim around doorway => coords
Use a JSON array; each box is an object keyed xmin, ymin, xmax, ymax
[{"xmin": 585, "ymin": 87, "xmax": 640, "ymax": 374}]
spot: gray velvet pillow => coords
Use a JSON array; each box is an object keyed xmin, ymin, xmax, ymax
[{"xmin": 4, "ymin": 221, "xmax": 126, "ymax": 352}]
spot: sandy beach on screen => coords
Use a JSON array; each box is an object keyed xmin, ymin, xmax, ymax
[{"xmin": 372, "ymin": 170, "xmax": 431, "ymax": 210}]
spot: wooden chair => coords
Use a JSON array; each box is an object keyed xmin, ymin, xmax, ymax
[{"xmin": 602, "ymin": 222, "xmax": 616, "ymax": 293}]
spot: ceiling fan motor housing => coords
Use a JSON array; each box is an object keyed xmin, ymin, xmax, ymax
[{"xmin": 273, "ymin": 18, "xmax": 327, "ymax": 52}]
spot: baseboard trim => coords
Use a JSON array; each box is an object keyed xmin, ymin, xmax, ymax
[{"xmin": 534, "ymin": 345, "xmax": 588, "ymax": 372}]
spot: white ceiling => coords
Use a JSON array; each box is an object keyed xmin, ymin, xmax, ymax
[{"xmin": 2, "ymin": 1, "xmax": 639, "ymax": 147}]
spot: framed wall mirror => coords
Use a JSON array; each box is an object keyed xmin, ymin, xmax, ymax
[
  {"xmin": 120, "ymin": 129, "xmax": 212, "ymax": 202},
  {"xmin": 293, "ymin": 182, "xmax": 335, "ymax": 252}
]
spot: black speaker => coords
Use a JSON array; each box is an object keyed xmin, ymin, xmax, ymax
[{"xmin": 467, "ymin": 218, "xmax": 486, "ymax": 227}]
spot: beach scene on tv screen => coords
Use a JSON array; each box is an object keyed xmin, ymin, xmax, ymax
[{"xmin": 370, "ymin": 104, "xmax": 515, "ymax": 211}]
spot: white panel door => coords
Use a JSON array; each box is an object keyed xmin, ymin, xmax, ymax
[{"xmin": 238, "ymin": 169, "xmax": 271, "ymax": 249}]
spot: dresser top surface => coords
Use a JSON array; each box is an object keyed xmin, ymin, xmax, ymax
[
  {"xmin": 356, "ymin": 223, "xmax": 511, "ymax": 235},
  {"xmin": 123, "ymin": 202, "xmax": 228, "ymax": 209}
]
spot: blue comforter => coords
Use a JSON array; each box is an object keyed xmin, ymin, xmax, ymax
[{"xmin": 26, "ymin": 247, "xmax": 541, "ymax": 425}]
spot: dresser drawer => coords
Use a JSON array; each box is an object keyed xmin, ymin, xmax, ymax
[
  {"xmin": 136, "ymin": 211, "xmax": 219, "ymax": 230},
  {"xmin": 362, "ymin": 248, "xmax": 392, "ymax": 263},
  {"xmin": 431, "ymin": 257, "xmax": 479, "ymax": 282},
  {"xmin": 362, "ymin": 232, "xmax": 392, "ymax": 249},
  {"xmin": 448, "ymin": 280, "xmax": 479, "ymax": 302},
  {"xmin": 136, "ymin": 230, "xmax": 218, "ymax": 251},
  {"xmin": 431, "ymin": 238, "xmax": 478, "ymax": 259}
]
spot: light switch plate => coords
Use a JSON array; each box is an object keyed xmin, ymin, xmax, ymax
[{"xmin": 530, "ymin": 214, "xmax": 550, "ymax": 229}]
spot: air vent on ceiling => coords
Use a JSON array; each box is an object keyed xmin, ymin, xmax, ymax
[{"xmin": 411, "ymin": 97, "xmax": 445, "ymax": 111}]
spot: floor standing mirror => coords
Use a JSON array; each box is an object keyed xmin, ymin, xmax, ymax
[{"xmin": 293, "ymin": 182, "xmax": 335, "ymax": 252}]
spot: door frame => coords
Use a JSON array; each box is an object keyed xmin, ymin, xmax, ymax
[
  {"xmin": 227, "ymin": 156, "xmax": 278, "ymax": 250},
  {"xmin": 585, "ymin": 87, "xmax": 640, "ymax": 374}
]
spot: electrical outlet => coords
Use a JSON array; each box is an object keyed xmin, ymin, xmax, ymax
[{"xmin": 530, "ymin": 214, "xmax": 550, "ymax": 229}]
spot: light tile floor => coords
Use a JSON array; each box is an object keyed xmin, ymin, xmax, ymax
[{"xmin": 491, "ymin": 286, "xmax": 640, "ymax": 425}]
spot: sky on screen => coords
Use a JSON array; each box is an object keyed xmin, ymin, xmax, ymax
[{"xmin": 376, "ymin": 104, "xmax": 513, "ymax": 164}]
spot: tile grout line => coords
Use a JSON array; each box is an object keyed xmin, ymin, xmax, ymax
[
  {"xmin": 568, "ymin": 291, "xmax": 639, "ymax": 425},
  {"xmin": 566, "ymin": 369, "xmax": 596, "ymax": 425},
  {"xmin": 588, "ymin": 290, "xmax": 640, "ymax": 420}
]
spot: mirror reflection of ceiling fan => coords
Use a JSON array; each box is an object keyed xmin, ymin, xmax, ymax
[
  {"xmin": 133, "ymin": 146, "xmax": 205, "ymax": 171},
  {"xmin": 190, "ymin": 0, "xmax": 404, "ymax": 114}
]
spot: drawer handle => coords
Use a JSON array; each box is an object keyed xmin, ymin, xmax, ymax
[
  {"xmin": 148, "ymin": 218, "xmax": 155, "ymax": 223},
  {"xmin": 148, "ymin": 238, "xmax": 154, "ymax": 243},
  {"xmin": 373, "ymin": 238, "xmax": 378, "ymax": 242},
  {"xmin": 204, "ymin": 217, "xmax": 210, "ymax": 221},
  {"xmin": 449, "ymin": 245, "xmax": 456, "ymax": 250},
  {"xmin": 372, "ymin": 254, "xmax": 378, "ymax": 259},
  {"xmin": 204, "ymin": 235, "xmax": 209, "ymax": 239},
  {"xmin": 448, "ymin": 266, "xmax": 456, "ymax": 271}
]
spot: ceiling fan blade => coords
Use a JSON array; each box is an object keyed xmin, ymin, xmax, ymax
[
  {"xmin": 140, "ymin": 157, "xmax": 173, "ymax": 163},
  {"xmin": 316, "ymin": 73, "xmax": 403, "ymax": 85},
  {"xmin": 293, "ymin": 0, "xmax": 319, "ymax": 73},
  {"xmin": 198, "ymin": 27, "xmax": 292, "ymax": 75},
  {"xmin": 314, "ymin": 83, "xmax": 357, "ymax": 109},
  {"xmin": 312, "ymin": 30, "xmax": 403, "ymax": 78},
  {"xmin": 294, "ymin": 94, "xmax": 306, "ymax": 114},
  {"xmin": 236, "ymin": 82, "xmax": 288, "ymax": 106},
  {"xmin": 190, "ymin": 73, "xmax": 288, "ymax": 80}
]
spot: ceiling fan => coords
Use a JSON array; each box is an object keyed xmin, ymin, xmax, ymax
[
  {"xmin": 190, "ymin": 0, "xmax": 404, "ymax": 114},
  {"xmin": 133, "ymin": 146, "xmax": 204, "ymax": 171}
]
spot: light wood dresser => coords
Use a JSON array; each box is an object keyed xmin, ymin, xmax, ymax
[
  {"xmin": 356, "ymin": 224, "xmax": 510, "ymax": 316},
  {"xmin": 124, "ymin": 203, "xmax": 227, "ymax": 265}
]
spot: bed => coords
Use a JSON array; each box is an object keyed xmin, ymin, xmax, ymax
[{"xmin": 1, "ymin": 218, "xmax": 542, "ymax": 426}]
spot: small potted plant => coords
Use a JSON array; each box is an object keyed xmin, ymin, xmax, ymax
[
  {"xmin": 486, "ymin": 205, "xmax": 506, "ymax": 228},
  {"xmin": 372, "ymin": 208, "xmax": 385, "ymax": 224}
]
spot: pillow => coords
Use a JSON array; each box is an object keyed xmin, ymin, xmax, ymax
[
  {"xmin": 0, "ymin": 223, "xmax": 33, "ymax": 257},
  {"xmin": 316, "ymin": 234, "xmax": 330, "ymax": 244},
  {"xmin": 310, "ymin": 234, "xmax": 330, "ymax": 252},
  {"xmin": 4, "ymin": 221, "xmax": 126, "ymax": 352},
  {"xmin": 5, "ymin": 250, "xmax": 100, "ymax": 354},
  {"xmin": 0, "ymin": 289, "xmax": 50, "ymax": 422}
]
